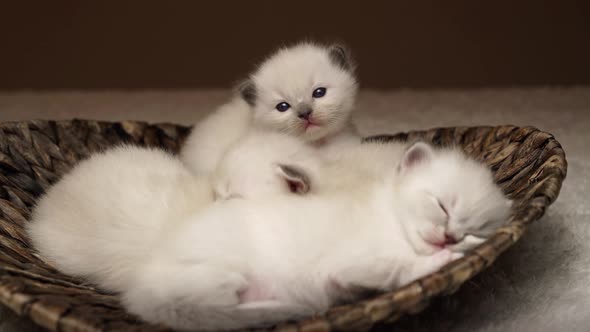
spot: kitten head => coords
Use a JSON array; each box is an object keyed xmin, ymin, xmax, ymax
[
  {"xmin": 394, "ymin": 142, "xmax": 513, "ymax": 255},
  {"xmin": 212, "ymin": 132, "xmax": 318, "ymax": 200},
  {"xmin": 213, "ymin": 163, "xmax": 311, "ymax": 200},
  {"xmin": 239, "ymin": 42, "xmax": 358, "ymax": 142}
]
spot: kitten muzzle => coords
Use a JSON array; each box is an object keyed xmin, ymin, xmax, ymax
[{"xmin": 297, "ymin": 108, "xmax": 313, "ymax": 120}]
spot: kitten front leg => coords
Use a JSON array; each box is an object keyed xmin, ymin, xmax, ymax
[
  {"xmin": 327, "ymin": 256, "xmax": 403, "ymax": 303},
  {"xmin": 448, "ymin": 234, "xmax": 486, "ymax": 253},
  {"xmin": 328, "ymin": 249, "xmax": 463, "ymax": 303},
  {"xmin": 398, "ymin": 249, "xmax": 463, "ymax": 286},
  {"xmin": 328, "ymin": 250, "xmax": 461, "ymax": 303}
]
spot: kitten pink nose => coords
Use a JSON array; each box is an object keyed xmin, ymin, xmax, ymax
[{"xmin": 444, "ymin": 233, "xmax": 458, "ymax": 244}]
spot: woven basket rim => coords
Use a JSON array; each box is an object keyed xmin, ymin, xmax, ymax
[{"xmin": 0, "ymin": 120, "xmax": 568, "ymax": 332}]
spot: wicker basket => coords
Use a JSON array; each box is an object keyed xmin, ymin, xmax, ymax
[{"xmin": 0, "ymin": 120, "xmax": 567, "ymax": 332}]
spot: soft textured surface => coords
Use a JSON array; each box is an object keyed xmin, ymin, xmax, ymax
[{"xmin": 0, "ymin": 87, "xmax": 588, "ymax": 331}]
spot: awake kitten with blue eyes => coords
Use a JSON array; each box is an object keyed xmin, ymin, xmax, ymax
[
  {"xmin": 181, "ymin": 42, "xmax": 359, "ymax": 176},
  {"xmin": 246, "ymin": 42, "xmax": 358, "ymax": 143}
]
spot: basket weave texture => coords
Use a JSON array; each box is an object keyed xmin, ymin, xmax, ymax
[{"xmin": 0, "ymin": 120, "xmax": 567, "ymax": 332}]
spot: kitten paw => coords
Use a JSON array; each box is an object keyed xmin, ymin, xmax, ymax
[
  {"xmin": 448, "ymin": 235, "xmax": 486, "ymax": 253},
  {"xmin": 450, "ymin": 252, "xmax": 464, "ymax": 261},
  {"xmin": 400, "ymin": 250, "xmax": 458, "ymax": 286},
  {"xmin": 430, "ymin": 249, "xmax": 464, "ymax": 268},
  {"xmin": 431, "ymin": 249, "xmax": 463, "ymax": 269},
  {"xmin": 432, "ymin": 249, "xmax": 453, "ymax": 264}
]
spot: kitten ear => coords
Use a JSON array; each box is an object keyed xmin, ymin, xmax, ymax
[
  {"xmin": 276, "ymin": 164, "xmax": 311, "ymax": 194},
  {"xmin": 236, "ymin": 79, "xmax": 257, "ymax": 106},
  {"xmin": 328, "ymin": 44, "xmax": 354, "ymax": 71},
  {"xmin": 399, "ymin": 141, "xmax": 434, "ymax": 173}
]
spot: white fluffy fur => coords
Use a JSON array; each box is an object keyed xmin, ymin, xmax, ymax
[
  {"xmin": 120, "ymin": 142, "xmax": 512, "ymax": 330},
  {"xmin": 212, "ymin": 131, "xmax": 320, "ymax": 199},
  {"xmin": 250, "ymin": 42, "xmax": 359, "ymax": 142},
  {"xmin": 26, "ymin": 146, "xmax": 214, "ymax": 292},
  {"xmin": 211, "ymin": 131, "xmax": 403, "ymax": 202},
  {"xmin": 393, "ymin": 143, "xmax": 513, "ymax": 256},
  {"xmin": 180, "ymin": 97, "xmax": 252, "ymax": 176},
  {"xmin": 26, "ymin": 138, "xmax": 512, "ymax": 330},
  {"xmin": 9, "ymin": 87, "xmax": 584, "ymax": 332},
  {"xmin": 180, "ymin": 42, "xmax": 360, "ymax": 176}
]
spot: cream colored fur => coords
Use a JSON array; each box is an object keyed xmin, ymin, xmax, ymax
[
  {"xmin": 26, "ymin": 146, "xmax": 214, "ymax": 292},
  {"xmin": 180, "ymin": 42, "xmax": 360, "ymax": 177},
  {"xmin": 121, "ymin": 142, "xmax": 512, "ymax": 330},
  {"xmin": 212, "ymin": 130, "xmax": 321, "ymax": 199},
  {"xmin": 180, "ymin": 97, "xmax": 252, "ymax": 176}
]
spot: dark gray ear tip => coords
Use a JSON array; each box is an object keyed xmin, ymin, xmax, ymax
[
  {"xmin": 236, "ymin": 79, "xmax": 257, "ymax": 107},
  {"xmin": 328, "ymin": 43, "xmax": 354, "ymax": 71}
]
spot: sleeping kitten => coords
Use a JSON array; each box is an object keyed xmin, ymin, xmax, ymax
[
  {"xmin": 180, "ymin": 41, "xmax": 360, "ymax": 176},
  {"xmin": 393, "ymin": 143, "xmax": 513, "ymax": 255},
  {"xmin": 212, "ymin": 130, "xmax": 319, "ymax": 200},
  {"xmin": 211, "ymin": 130, "xmax": 400, "ymax": 201},
  {"xmin": 122, "ymin": 142, "xmax": 513, "ymax": 330},
  {"xmin": 26, "ymin": 145, "xmax": 305, "ymax": 293}
]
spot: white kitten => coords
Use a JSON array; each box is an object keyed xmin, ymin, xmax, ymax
[
  {"xmin": 26, "ymin": 142, "xmax": 312, "ymax": 292},
  {"xmin": 211, "ymin": 130, "xmax": 392, "ymax": 202},
  {"xmin": 180, "ymin": 41, "xmax": 360, "ymax": 176},
  {"xmin": 26, "ymin": 145, "xmax": 215, "ymax": 292},
  {"xmin": 247, "ymin": 42, "xmax": 359, "ymax": 143},
  {"xmin": 393, "ymin": 143, "xmax": 513, "ymax": 256},
  {"xmin": 122, "ymin": 142, "xmax": 513, "ymax": 330}
]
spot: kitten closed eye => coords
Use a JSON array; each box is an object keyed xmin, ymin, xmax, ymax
[{"xmin": 437, "ymin": 200, "xmax": 449, "ymax": 217}]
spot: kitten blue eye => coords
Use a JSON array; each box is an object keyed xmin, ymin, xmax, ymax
[
  {"xmin": 275, "ymin": 102, "xmax": 291, "ymax": 112},
  {"xmin": 312, "ymin": 87, "xmax": 327, "ymax": 98}
]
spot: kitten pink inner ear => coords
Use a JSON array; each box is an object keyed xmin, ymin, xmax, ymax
[
  {"xmin": 276, "ymin": 164, "xmax": 310, "ymax": 194},
  {"xmin": 400, "ymin": 142, "xmax": 434, "ymax": 172}
]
